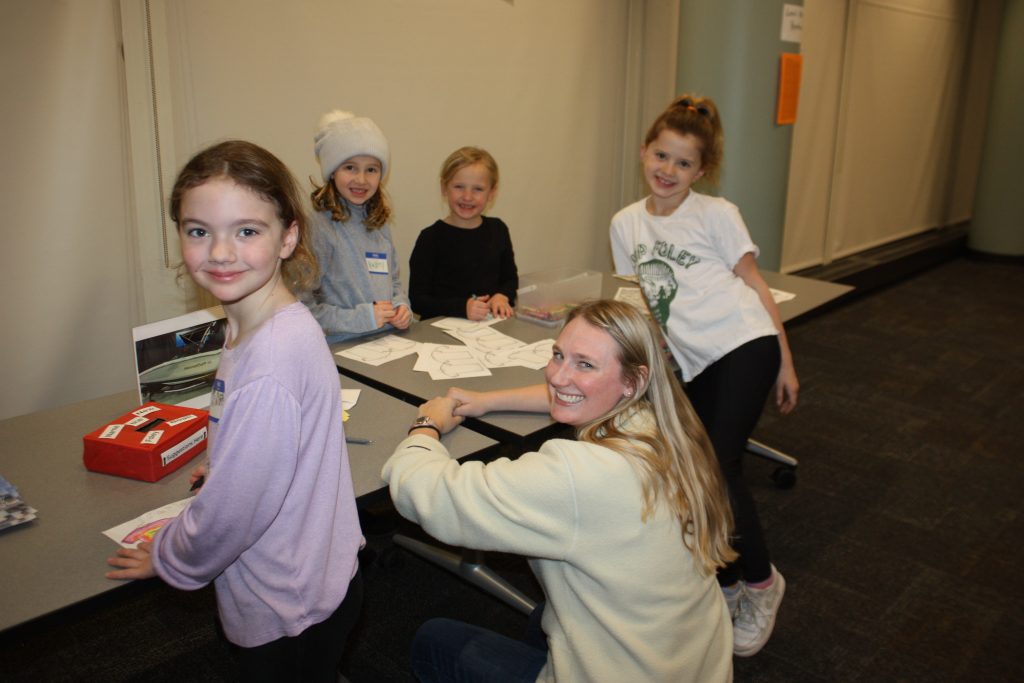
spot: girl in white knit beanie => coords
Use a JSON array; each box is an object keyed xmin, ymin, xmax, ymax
[{"xmin": 304, "ymin": 110, "xmax": 412, "ymax": 343}]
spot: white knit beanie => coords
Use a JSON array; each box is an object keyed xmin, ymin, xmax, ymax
[{"xmin": 314, "ymin": 110, "xmax": 390, "ymax": 182}]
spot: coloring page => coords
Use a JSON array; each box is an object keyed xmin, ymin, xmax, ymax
[
  {"xmin": 414, "ymin": 343, "xmax": 493, "ymax": 380},
  {"xmin": 335, "ymin": 335, "xmax": 421, "ymax": 366},
  {"xmin": 430, "ymin": 317, "xmax": 503, "ymax": 332},
  {"xmin": 103, "ymin": 498, "xmax": 192, "ymax": 548}
]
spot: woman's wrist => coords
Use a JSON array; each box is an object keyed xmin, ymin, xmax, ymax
[
  {"xmin": 408, "ymin": 425, "xmax": 441, "ymax": 439},
  {"xmin": 408, "ymin": 416, "xmax": 442, "ymax": 439}
]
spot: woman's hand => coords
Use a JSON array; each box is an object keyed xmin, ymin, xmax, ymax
[
  {"xmin": 106, "ymin": 541, "xmax": 156, "ymax": 581},
  {"xmin": 466, "ymin": 295, "xmax": 491, "ymax": 321},
  {"xmin": 417, "ymin": 396, "xmax": 464, "ymax": 434},
  {"xmin": 447, "ymin": 387, "xmax": 489, "ymax": 417},
  {"xmin": 488, "ymin": 293, "xmax": 513, "ymax": 319}
]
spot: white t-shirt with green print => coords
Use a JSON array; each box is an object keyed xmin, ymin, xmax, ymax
[{"xmin": 610, "ymin": 190, "xmax": 777, "ymax": 381}]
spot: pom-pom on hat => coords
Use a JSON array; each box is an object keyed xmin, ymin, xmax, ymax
[{"xmin": 314, "ymin": 110, "xmax": 390, "ymax": 182}]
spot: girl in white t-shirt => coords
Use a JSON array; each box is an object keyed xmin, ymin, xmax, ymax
[{"xmin": 610, "ymin": 93, "xmax": 798, "ymax": 658}]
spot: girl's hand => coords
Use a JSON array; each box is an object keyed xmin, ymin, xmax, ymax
[
  {"xmin": 391, "ymin": 305, "xmax": 412, "ymax": 330},
  {"xmin": 373, "ymin": 301, "xmax": 396, "ymax": 328},
  {"xmin": 417, "ymin": 396, "xmax": 464, "ymax": 434},
  {"xmin": 106, "ymin": 541, "xmax": 156, "ymax": 581},
  {"xmin": 488, "ymin": 293, "xmax": 513, "ymax": 319},
  {"xmin": 447, "ymin": 387, "xmax": 488, "ymax": 417},
  {"xmin": 775, "ymin": 362, "xmax": 799, "ymax": 414},
  {"xmin": 189, "ymin": 463, "xmax": 207, "ymax": 488},
  {"xmin": 466, "ymin": 295, "xmax": 491, "ymax": 321}
]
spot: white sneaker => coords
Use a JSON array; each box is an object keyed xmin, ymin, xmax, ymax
[
  {"xmin": 721, "ymin": 585, "xmax": 742, "ymax": 621},
  {"xmin": 733, "ymin": 566, "xmax": 785, "ymax": 657}
]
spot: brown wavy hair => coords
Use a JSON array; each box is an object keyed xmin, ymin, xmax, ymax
[
  {"xmin": 169, "ymin": 140, "xmax": 318, "ymax": 294},
  {"xmin": 644, "ymin": 93, "xmax": 725, "ymax": 187},
  {"xmin": 569, "ymin": 300, "xmax": 736, "ymax": 574}
]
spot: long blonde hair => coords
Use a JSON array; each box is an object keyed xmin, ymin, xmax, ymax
[{"xmin": 569, "ymin": 300, "xmax": 736, "ymax": 574}]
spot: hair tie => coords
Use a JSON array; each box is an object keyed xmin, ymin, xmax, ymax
[{"xmin": 678, "ymin": 97, "xmax": 711, "ymax": 119}]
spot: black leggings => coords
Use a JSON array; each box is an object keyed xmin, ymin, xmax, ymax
[
  {"xmin": 234, "ymin": 567, "xmax": 364, "ymax": 683},
  {"xmin": 685, "ymin": 335, "xmax": 780, "ymax": 586}
]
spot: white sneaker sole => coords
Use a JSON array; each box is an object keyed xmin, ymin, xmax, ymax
[{"xmin": 733, "ymin": 570, "xmax": 786, "ymax": 657}]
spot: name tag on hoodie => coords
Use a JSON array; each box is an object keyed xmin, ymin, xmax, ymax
[{"xmin": 365, "ymin": 252, "xmax": 388, "ymax": 275}]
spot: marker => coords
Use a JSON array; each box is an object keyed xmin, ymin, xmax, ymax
[
  {"xmin": 189, "ymin": 475, "xmax": 205, "ymax": 491},
  {"xmin": 346, "ymin": 437, "xmax": 373, "ymax": 445}
]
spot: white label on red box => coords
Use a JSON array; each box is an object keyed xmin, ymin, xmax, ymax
[
  {"xmin": 99, "ymin": 424, "xmax": 125, "ymax": 439},
  {"xmin": 125, "ymin": 415, "xmax": 150, "ymax": 427},
  {"xmin": 141, "ymin": 430, "xmax": 164, "ymax": 445},
  {"xmin": 166, "ymin": 414, "xmax": 198, "ymax": 427},
  {"xmin": 160, "ymin": 426, "xmax": 207, "ymax": 466},
  {"xmin": 133, "ymin": 406, "xmax": 161, "ymax": 417}
]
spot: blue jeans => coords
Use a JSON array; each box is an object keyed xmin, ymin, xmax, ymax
[{"xmin": 411, "ymin": 607, "xmax": 548, "ymax": 682}]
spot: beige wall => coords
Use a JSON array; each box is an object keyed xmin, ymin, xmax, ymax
[
  {"xmin": 0, "ymin": 0, "xmax": 138, "ymax": 419},
  {"xmin": 127, "ymin": 0, "xmax": 640, "ymax": 322},
  {"xmin": 2, "ymin": 0, "xmax": 664, "ymax": 419}
]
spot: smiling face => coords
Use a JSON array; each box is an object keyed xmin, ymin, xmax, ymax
[
  {"xmin": 178, "ymin": 177, "xmax": 297, "ymax": 310},
  {"xmin": 544, "ymin": 317, "xmax": 633, "ymax": 426},
  {"xmin": 641, "ymin": 129, "xmax": 705, "ymax": 215},
  {"xmin": 442, "ymin": 162, "xmax": 496, "ymax": 228},
  {"xmin": 332, "ymin": 155, "xmax": 383, "ymax": 206}
]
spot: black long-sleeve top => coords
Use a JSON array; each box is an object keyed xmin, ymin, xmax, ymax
[{"xmin": 408, "ymin": 217, "xmax": 519, "ymax": 319}]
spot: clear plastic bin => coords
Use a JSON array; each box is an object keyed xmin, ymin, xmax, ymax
[{"xmin": 515, "ymin": 268, "xmax": 603, "ymax": 326}]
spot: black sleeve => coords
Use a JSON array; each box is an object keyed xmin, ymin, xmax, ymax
[{"xmin": 494, "ymin": 219, "xmax": 519, "ymax": 305}]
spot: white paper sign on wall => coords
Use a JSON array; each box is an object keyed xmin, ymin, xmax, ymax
[{"xmin": 781, "ymin": 4, "xmax": 803, "ymax": 43}]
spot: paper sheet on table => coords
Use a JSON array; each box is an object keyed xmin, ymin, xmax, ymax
[
  {"xmin": 341, "ymin": 389, "xmax": 361, "ymax": 410},
  {"xmin": 430, "ymin": 317, "xmax": 503, "ymax": 332},
  {"xmin": 335, "ymin": 335, "xmax": 421, "ymax": 366},
  {"xmin": 103, "ymin": 497, "xmax": 191, "ymax": 548},
  {"xmin": 414, "ymin": 343, "xmax": 493, "ymax": 380},
  {"xmin": 770, "ymin": 288, "xmax": 796, "ymax": 304}
]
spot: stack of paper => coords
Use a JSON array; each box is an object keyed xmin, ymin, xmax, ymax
[{"xmin": 0, "ymin": 475, "xmax": 37, "ymax": 531}]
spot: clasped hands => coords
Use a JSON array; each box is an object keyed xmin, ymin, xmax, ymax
[
  {"xmin": 413, "ymin": 388, "xmax": 490, "ymax": 437},
  {"xmin": 374, "ymin": 301, "xmax": 412, "ymax": 329}
]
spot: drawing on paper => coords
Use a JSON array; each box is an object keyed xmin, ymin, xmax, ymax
[{"xmin": 336, "ymin": 336, "xmax": 421, "ymax": 366}]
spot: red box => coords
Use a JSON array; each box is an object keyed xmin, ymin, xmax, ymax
[{"xmin": 83, "ymin": 402, "xmax": 209, "ymax": 482}]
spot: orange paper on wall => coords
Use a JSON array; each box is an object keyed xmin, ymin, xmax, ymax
[{"xmin": 776, "ymin": 53, "xmax": 803, "ymax": 125}]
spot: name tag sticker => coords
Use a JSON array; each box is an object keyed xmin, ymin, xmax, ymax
[
  {"xmin": 125, "ymin": 415, "xmax": 150, "ymax": 427},
  {"xmin": 133, "ymin": 406, "xmax": 161, "ymax": 417},
  {"xmin": 365, "ymin": 252, "xmax": 388, "ymax": 275},
  {"xmin": 210, "ymin": 379, "xmax": 225, "ymax": 423}
]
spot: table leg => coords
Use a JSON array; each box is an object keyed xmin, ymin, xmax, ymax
[{"xmin": 392, "ymin": 534, "xmax": 537, "ymax": 615}]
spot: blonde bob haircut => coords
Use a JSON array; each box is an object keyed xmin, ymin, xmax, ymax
[
  {"xmin": 568, "ymin": 300, "xmax": 736, "ymax": 574},
  {"xmin": 439, "ymin": 146, "xmax": 499, "ymax": 190}
]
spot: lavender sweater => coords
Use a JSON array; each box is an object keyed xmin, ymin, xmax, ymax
[{"xmin": 151, "ymin": 303, "xmax": 361, "ymax": 647}]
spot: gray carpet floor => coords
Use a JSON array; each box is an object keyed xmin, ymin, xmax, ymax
[{"xmin": 3, "ymin": 256, "xmax": 1022, "ymax": 682}]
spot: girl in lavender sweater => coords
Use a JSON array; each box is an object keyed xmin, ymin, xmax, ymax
[{"xmin": 107, "ymin": 140, "xmax": 362, "ymax": 682}]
